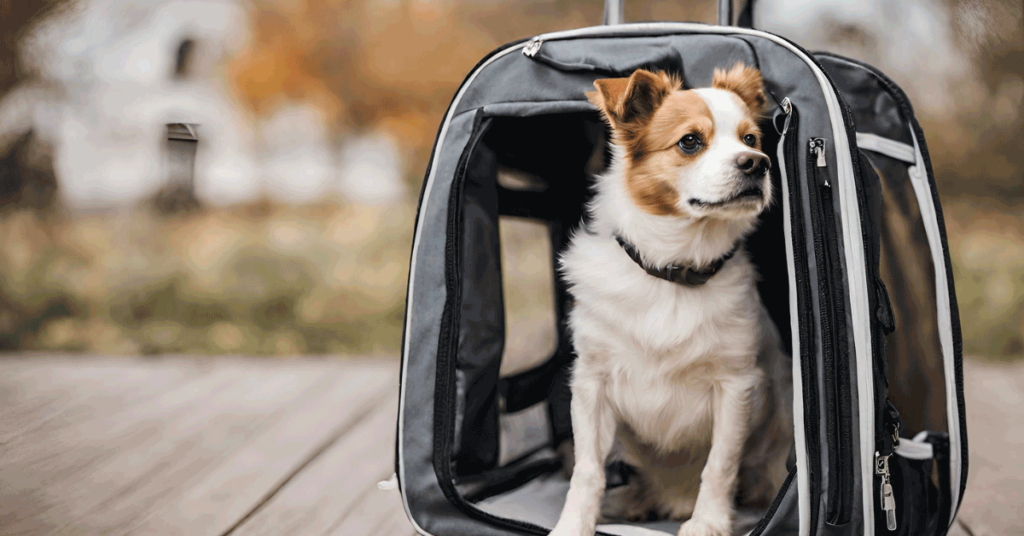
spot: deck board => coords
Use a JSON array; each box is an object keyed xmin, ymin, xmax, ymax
[
  {"xmin": 128, "ymin": 363, "xmax": 395, "ymax": 536},
  {"xmin": 6, "ymin": 354, "xmax": 1009, "ymax": 535},
  {"xmin": 0, "ymin": 356, "xmax": 409, "ymax": 536},
  {"xmin": 229, "ymin": 398, "xmax": 410, "ymax": 536}
]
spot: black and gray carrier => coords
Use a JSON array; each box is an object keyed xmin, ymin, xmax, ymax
[{"xmin": 393, "ymin": 1, "xmax": 968, "ymax": 534}]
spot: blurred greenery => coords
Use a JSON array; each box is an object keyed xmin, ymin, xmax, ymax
[{"xmin": 0, "ymin": 200, "xmax": 412, "ymax": 355}]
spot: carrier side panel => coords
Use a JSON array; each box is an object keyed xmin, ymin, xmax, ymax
[{"xmin": 400, "ymin": 109, "xmax": 522, "ymax": 535}]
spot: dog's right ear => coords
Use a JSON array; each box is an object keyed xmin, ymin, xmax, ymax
[{"xmin": 587, "ymin": 69, "xmax": 675, "ymax": 129}]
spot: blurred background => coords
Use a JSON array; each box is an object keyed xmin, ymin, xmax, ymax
[{"xmin": 0, "ymin": 0, "xmax": 1020, "ymax": 359}]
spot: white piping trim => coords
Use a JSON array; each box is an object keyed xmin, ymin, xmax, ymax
[
  {"xmin": 855, "ymin": 132, "xmax": 916, "ymax": 164},
  {"xmin": 894, "ymin": 439, "xmax": 935, "ymax": 461},
  {"xmin": 397, "ymin": 22, "xmax": 870, "ymax": 535},
  {"xmin": 906, "ymin": 128, "xmax": 962, "ymax": 525},
  {"xmin": 778, "ymin": 109, "xmax": 811, "ymax": 536}
]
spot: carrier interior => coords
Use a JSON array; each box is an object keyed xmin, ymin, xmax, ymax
[{"xmin": 447, "ymin": 111, "xmax": 796, "ymax": 535}]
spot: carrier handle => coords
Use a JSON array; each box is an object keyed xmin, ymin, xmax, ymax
[{"xmin": 602, "ymin": 0, "xmax": 754, "ymax": 27}]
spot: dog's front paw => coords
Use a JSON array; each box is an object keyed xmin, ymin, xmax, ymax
[{"xmin": 676, "ymin": 516, "xmax": 731, "ymax": 536}]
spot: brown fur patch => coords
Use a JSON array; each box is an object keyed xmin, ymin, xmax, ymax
[
  {"xmin": 588, "ymin": 70, "xmax": 690, "ymax": 216},
  {"xmin": 621, "ymin": 89, "xmax": 716, "ymax": 217},
  {"xmin": 587, "ymin": 70, "xmax": 681, "ymax": 129},
  {"xmin": 712, "ymin": 63, "xmax": 767, "ymax": 114}
]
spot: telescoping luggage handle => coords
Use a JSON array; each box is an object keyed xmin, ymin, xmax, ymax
[{"xmin": 603, "ymin": 0, "xmax": 754, "ymax": 27}]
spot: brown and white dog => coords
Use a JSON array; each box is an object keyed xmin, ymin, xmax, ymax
[{"xmin": 551, "ymin": 65, "xmax": 792, "ymax": 536}]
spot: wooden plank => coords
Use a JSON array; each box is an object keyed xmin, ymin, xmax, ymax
[
  {"xmin": 52, "ymin": 364, "xmax": 331, "ymax": 536},
  {"xmin": 124, "ymin": 360, "xmax": 397, "ymax": 536},
  {"xmin": 324, "ymin": 478, "xmax": 416, "ymax": 536},
  {"xmin": 0, "ymin": 357, "xmax": 211, "ymax": 446},
  {"xmin": 228, "ymin": 397, "xmax": 410, "ymax": 536},
  {"xmin": 0, "ymin": 360, "xmax": 320, "ymax": 536}
]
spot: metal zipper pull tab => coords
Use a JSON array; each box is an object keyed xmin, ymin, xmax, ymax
[
  {"xmin": 810, "ymin": 138, "xmax": 827, "ymax": 168},
  {"xmin": 810, "ymin": 138, "xmax": 830, "ymax": 187},
  {"xmin": 774, "ymin": 97, "xmax": 793, "ymax": 136},
  {"xmin": 522, "ymin": 37, "xmax": 543, "ymax": 57},
  {"xmin": 875, "ymin": 452, "xmax": 898, "ymax": 531}
]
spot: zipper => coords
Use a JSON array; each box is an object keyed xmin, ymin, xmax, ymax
[
  {"xmin": 767, "ymin": 99, "xmax": 821, "ymax": 534},
  {"xmin": 875, "ymin": 411, "xmax": 900, "ymax": 533},
  {"xmin": 875, "ymin": 452, "xmax": 898, "ymax": 531},
  {"xmin": 808, "ymin": 137, "xmax": 854, "ymax": 525}
]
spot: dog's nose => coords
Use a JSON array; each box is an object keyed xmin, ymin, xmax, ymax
[{"xmin": 736, "ymin": 151, "xmax": 770, "ymax": 176}]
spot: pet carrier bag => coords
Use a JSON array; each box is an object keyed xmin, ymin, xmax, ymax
[{"xmin": 393, "ymin": 1, "xmax": 968, "ymax": 534}]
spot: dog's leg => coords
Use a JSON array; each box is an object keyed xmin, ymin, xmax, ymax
[
  {"xmin": 550, "ymin": 364, "xmax": 616, "ymax": 536},
  {"xmin": 678, "ymin": 373, "xmax": 760, "ymax": 536}
]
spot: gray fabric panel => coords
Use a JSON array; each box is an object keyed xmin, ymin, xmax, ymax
[
  {"xmin": 455, "ymin": 35, "xmax": 759, "ymax": 118},
  {"xmin": 482, "ymin": 100, "xmax": 595, "ymax": 117}
]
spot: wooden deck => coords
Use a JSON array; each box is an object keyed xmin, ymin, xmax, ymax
[
  {"xmin": 0, "ymin": 355, "xmax": 414, "ymax": 536},
  {"xmin": 0, "ymin": 354, "xmax": 1018, "ymax": 536}
]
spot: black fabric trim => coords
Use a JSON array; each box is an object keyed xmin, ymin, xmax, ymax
[
  {"xmin": 463, "ymin": 457, "xmax": 564, "ymax": 504},
  {"xmin": 749, "ymin": 467, "xmax": 798, "ymax": 536}
]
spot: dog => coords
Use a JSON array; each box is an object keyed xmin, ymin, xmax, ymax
[{"xmin": 550, "ymin": 64, "xmax": 792, "ymax": 536}]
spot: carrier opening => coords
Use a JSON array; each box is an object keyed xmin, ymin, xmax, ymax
[{"xmin": 445, "ymin": 111, "xmax": 797, "ymax": 535}]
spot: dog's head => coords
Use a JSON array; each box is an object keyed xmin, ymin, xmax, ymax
[{"xmin": 588, "ymin": 64, "xmax": 771, "ymax": 221}]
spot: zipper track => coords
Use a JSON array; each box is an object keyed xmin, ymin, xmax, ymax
[
  {"xmin": 808, "ymin": 141, "xmax": 854, "ymax": 525},
  {"xmin": 776, "ymin": 104, "xmax": 822, "ymax": 534}
]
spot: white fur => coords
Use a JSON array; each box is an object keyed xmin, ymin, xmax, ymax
[{"xmin": 550, "ymin": 90, "xmax": 790, "ymax": 536}]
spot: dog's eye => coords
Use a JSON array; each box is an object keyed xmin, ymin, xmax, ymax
[
  {"xmin": 678, "ymin": 134, "xmax": 701, "ymax": 154},
  {"xmin": 743, "ymin": 134, "xmax": 758, "ymax": 147}
]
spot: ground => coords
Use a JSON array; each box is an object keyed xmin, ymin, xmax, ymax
[{"xmin": 0, "ymin": 354, "xmax": 1017, "ymax": 535}]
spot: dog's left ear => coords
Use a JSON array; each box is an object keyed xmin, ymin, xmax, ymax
[
  {"xmin": 587, "ymin": 69, "xmax": 677, "ymax": 129},
  {"xmin": 712, "ymin": 63, "xmax": 767, "ymax": 113}
]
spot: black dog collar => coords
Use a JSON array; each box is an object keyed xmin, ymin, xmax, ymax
[{"xmin": 614, "ymin": 235, "xmax": 739, "ymax": 287}]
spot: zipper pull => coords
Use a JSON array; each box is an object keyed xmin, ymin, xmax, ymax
[
  {"xmin": 810, "ymin": 138, "xmax": 827, "ymax": 168},
  {"xmin": 774, "ymin": 97, "xmax": 793, "ymax": 136},
  {"xmin": 810, "ymin": 138, "xmax": 829, "ymax": 187},
  {"xmin": 522, "ymin": 37, "xmax": 543, "ymax": 57},
  {"xmin": 875, "ymin": 452, "xmax": 898, "ymax": 531}
]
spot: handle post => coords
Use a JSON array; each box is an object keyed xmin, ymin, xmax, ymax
[
  {"xmin": 718, "ymin": 0, "xmax": 733, "ymax": 25},
  {"xmin": 604, "ymin": 0, "xmax": 623, "ymax": 25}
]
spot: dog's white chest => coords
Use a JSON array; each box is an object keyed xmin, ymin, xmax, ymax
[{"xmin": 605, "ymin": 359, "xmax": 717, "ymax": 451}]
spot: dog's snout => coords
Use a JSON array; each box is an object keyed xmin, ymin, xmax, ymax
[{"xmin": 736, "ymin": 151, "xmax": 770, "ymax": 176}]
